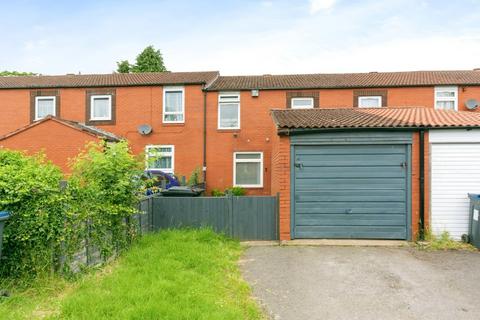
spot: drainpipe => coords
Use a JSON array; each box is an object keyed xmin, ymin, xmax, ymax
[
  {"xmin": 419, "ymin": 129, "xmax": 425, "ymax": 240},
  {"xmin": 203, "ymin": 89, "xmax": 207, "ymax": 189}
]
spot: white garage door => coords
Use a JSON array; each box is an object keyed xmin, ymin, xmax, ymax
[{"xmin": 431, "ymin": 130, "xmax": 480, "ymax": 240}]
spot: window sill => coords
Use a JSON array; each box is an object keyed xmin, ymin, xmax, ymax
[
  {"xmin": 162, "ymin": 123, "xmax": 185, "ymax": 127},
  {"xmin": 234, "ymin": 185, "xmax": 263, "ymax": 189},
  {"xmin": 217, "ymin": 128, "xmax": 240, "ymax": 132}
]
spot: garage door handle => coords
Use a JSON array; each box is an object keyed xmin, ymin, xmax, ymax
[
  {"xmin": 400, "ymin": 161, "xmax": 407, "ymax": 168},
  {"xmin": 294, "ymin": 162, "xmax": 303, "ymax": 169},
  {"xmin": 345, "ymin": 209, "xmax": 352, "ymax": 214}
]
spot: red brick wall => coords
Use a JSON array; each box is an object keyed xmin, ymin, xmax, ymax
[
  {"xmin": 0, "ymin": 85, "xmax": 206, "ymax": 180},
  {"xmin": 459, "ymin": 86, "xmax": 480, "ymax": 111},
  {"xmin": 205, "ymin": 90, "xmax": 278, "ymax": 195},
  {"xmin": 0, "ymin": 89, "xmax": 30, "ymax": 136},
  {"xmin": 410, "ymin": 131, "xmax": 430, "ymax": 240},
  {"xmin": 1, "ymin": 84, "xmax": 479, "ymax": 195},
  {"xmin": 270, "ymin": 130, "xmax": 291, "ymax": 240},
  {"xmin": 0, "ymin": 120, "xmax": 98, "ymax": 172}
]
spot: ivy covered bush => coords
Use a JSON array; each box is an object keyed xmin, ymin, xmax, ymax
[
  {"xmin": 68, "ymin": 141, "xmax": 144, "ymax": 259},
  {"xmin": 0, "ymin": 141, "xmax": 145, "ymax": 279},
  {"xmin": 0, "ymin": 149, "xmax": 65, "ymax": 277}
]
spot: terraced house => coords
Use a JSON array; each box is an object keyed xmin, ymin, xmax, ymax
[{"xmin": 2, "ymin": 69, "xmax": 480, "ymax": 241}]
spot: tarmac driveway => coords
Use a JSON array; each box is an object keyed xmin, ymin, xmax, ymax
[{"xmin": 240, "ymin": 246, "xmax": 480, "ymax": 320}]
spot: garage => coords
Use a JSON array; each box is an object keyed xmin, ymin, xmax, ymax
[
  {"xmin": 430, "ymin": 129, "xmax": 480, "ymax": 240},
  {"xmin": 291, "ymin": 131, "xmax": 411, "ymax": 240},
  {"xmin": 271, "ymin": 108, "xmax": 480, "ymax": 241}
]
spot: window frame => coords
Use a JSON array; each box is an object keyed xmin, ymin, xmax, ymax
[
  {"xmin": 434, "ymin": 86, "xmax": 458, "ymax": 111},
  {"xmin": 163, "ymin": 86, "xmax": 185, "ymax": 124},
  {"xmin": 34, "ymin": 96, "xmax": 56, "ymax": 120},
  {"xmin": 145, "ymin": 145, "xmax": 175, "ymax": 174},
  {"xmin": 291, "ymin": 97, "xmax": 314, "ymax": 109},
  {"xmin": 90, "ymin": 94, "xmax": 112, "ymax": 121},
  {"xmin": 233, "ymin": 151, "xmax": 263, "ymax": 188},
  {"xmin": 218, "ymin": 92, "xmax": 241, "ymax": 130},
  {"xmin": 358, "ymin": 96, "xmax": 382, "ymax": 108}
]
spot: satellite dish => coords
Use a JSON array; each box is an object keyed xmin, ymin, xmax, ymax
[
  {"xmin": 138, "ymin": 124, "xmax": 152, "ymax": 135},
  {"xmin": 465, "ymin": 99, "xmax": 479, "ymax": 110}
]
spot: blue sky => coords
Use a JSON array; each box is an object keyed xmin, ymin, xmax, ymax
[{"xmin": 1, "ymin": 0, "xmax": 480, "ymax": 75}]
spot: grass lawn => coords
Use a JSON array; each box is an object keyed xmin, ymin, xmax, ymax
[{"xmin": 0, "ymin": 229, "xmax": 264, "ymax": 320}]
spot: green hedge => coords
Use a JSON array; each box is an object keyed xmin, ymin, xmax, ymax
[{"xmin": 0, "ymin": 141, "xmax": 144, "ymax": 279}]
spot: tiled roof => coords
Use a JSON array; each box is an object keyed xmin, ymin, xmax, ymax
[
  {"xmin": 0, "ymin": 116, "xmax": 121, "ymax": 141},
  {"xmin": 0, "ymin": 71, "xmax": 219, "ymax": 89},
  {"xmin": 271, "ymin": 108, "xmax": 480, "ymax": 132},
  {"xmin": 207, "ymin": 70, "xmax": 480, "ymax": 90}
]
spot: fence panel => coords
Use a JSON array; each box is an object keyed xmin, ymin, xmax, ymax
[
  {"xmin": 149, "ymin": 195, "xmax": 279, "ymax": 240},
  {"xmin": 136, "ymin": 196, "xmax": 154, "ymax": 235},
  {"xmin": 232, "ymin": 196, "xmax": 278, "ymax": 240},
  {"xmin": 152, "ymin": 197, "xmax": 231, "ymax": 234}
]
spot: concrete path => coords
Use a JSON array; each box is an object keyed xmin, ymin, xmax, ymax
[{"xmin": 240, "ymin": 246, "xmax": 480, "ymax": 320}]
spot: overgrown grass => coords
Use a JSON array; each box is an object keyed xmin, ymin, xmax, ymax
[
  {"xmin": 0, "ymin": 276, "xmax": 72, "ymax": 319},
  {"xmin": 0, "ymin": 229, "xmax": 263, "ymax": 320},
  {"xmin": 418, "ymin": 230, "xmax": 476, "ymax": 251}
]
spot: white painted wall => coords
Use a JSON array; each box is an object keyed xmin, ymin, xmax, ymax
[{"xmin": 430, "ymin": 129, "xmax": 480, "ymax": 240}]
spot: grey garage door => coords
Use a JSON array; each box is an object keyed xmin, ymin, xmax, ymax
[{"xmin": 293, "ymin": 144, "xmax": 408, "ymax": 239}]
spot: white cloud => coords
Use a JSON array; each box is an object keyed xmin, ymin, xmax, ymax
[{"xmin": 309, "ymin": 0, "xmax": 337, "ymax": 14}]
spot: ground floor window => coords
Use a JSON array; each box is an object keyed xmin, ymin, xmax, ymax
[
  {"xmin": 233, "ymin": 152, "xmax": 263, "ymax": 188},
  {"xmin": 145, "ymin": 145, "xmax": 174, "ymax": 173}
]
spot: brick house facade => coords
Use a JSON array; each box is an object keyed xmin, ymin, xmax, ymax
[{"xmin": 2, "ymin": 70, "xmax": 480, "ymax": 240}]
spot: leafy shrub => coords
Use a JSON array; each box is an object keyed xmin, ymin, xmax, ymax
[
  {"xmin": 211, "ymin": 187, "xmax": 246, "ymax": 197},
  {"xmin": 211, "ymin": 189, "xmax": 225, "ymax": 197},
  {"xmin": 225, "ymin": 186, "xmax": 246, "ymax": 196},
  {"xmin": 187, "ymin": 167, "xmax": 203, "ymax": 186},
  {"xmin": 0, "ymin": 149, "xmax": 65, "ymax": 277},
  {"xmin": 0, "ymin": 141, "xmax": 145, "ymax": 279},
  {"xmin": 68, "ymin": 141, "xmax": 144, "ymax": 259}
]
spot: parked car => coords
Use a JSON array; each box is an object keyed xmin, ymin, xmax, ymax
[
  {"xmin": 143, "ymin": 170, "xmax": 180, "ymax": 195},
  {"xmin": 143, "ymin": 170, "xmax": 205, "ymax": 196}
]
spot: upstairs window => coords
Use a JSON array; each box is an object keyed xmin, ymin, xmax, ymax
[
  {"xmin": 146, "ymin": 145, "xmax": 174, "ymax": 173},
  {"xmin": 358, "ymin": 96, "xmax": 382, "ymax": 108},
  {"xmin": 234, "ymin": 152, "xmax": 263, "ymax": 188},
  {"xmin": 218, "ymin": 92, "xmax": 240, "ymax": 129},
  {"xmin": 35, "ymin": 96, "xmax": 56, "ymax": 120},
  {"xmin": 163, "ymin": 87, "xmax": 184, "ymax": 123},
  {"xmin": 291, "ymin": 97, "xmax": 314, "ymax": 109},
  {"xmin": 90, "ymin": 95, "xmax": 112, "ymax": 120},
  {"xmin": 435, "ymin": 86, "xmax": 458, "ymax": 111}
]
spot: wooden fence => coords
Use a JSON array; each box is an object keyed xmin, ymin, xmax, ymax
[{"xmin": 135, "ymin": 194, "xmax": 279, "ymax": 241}]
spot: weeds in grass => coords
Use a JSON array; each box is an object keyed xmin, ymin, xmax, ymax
[
  {"xmin": 418, "ymin": 230, "xmax": 476, "ymax": 251},
  {"xmin": 0, "ymin": 229, "xmax": 264, "ymax": 320}
]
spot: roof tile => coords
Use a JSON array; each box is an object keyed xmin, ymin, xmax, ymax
[
  {"xmin": 0, "ymin": 71, "xmax": 219, "ymax": 89},
  {"xmin": 0, "ymin": 116, "xmax": 120, "ymax": 141},
  {"xmin": 208, "ymin": 70, "xmax": 480, "ymax": 90},
  {"xmin": 271, "ymin": 107, "xmax": 480, "ymax": 132}
]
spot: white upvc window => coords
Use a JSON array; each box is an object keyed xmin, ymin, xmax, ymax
[
  {"xmin": 435, "ymin": 86, "xmax": 458, "ymax": 111},
  {"xmin": 218, "ymin": 92, "xmax": 240, "ymax": 129},
  {"xmin": 145, "ymin": 145, "xmax": 175, "ymax": 173},
  {"xmin": 90, "ymin": 95, "xmax": 112, "ymax": 120},
  {"xmin": 291, "ymin": 97, "xmax": 314, "ymax": 109},
  {"xmin": 163, "ymin": 86, "xmax": 185, "ymax": 123},
  {"xmin": 233, "ymin": 152, "xmax": 263, "ymax": 188},
  {"xmin": 358, "ymin": 96, "xmax": 382, "ymax": 108},
  {"xmin": 35, "ymin": 96, "xmax": 56, "ymax": 120}
]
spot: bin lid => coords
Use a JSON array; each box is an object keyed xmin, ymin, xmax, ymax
[
  {"xmin": 468, "ymin": 194, "xmax": 480, "ymax": 202},
  {"xmin": 0, "ymin": 211, "xmax": 10, "ymax": 221}
]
